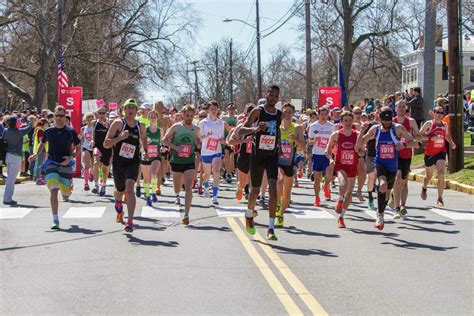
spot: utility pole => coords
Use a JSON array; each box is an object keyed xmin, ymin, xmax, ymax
[
  {"xmin": 215, "ymin": 47, "xmax": 219, "ymax": 103},
  {"xmin": 304, "ymin": 0, "xmax": 312, "ymax": 110},
  {"xmin": 256, "ymin": 0, "xmax": 262, "ymax": 99},
  {"xmin": 447, "ymin": 0, "xmax": 464, "ymax": 172},
  {"xmin": 56, "ymin": 0, "xmax": 64, "ymax": 100},
  {"xmin": 229, "ymin": 39, "xmax": 233, "ymax": 103},
  {"xmin": 188, "ymin": 61, "xmax": 203, "ymax": 104},
  {"xmin": 422, "ymin": 0, "xmax": 436, "ymax": 120}
]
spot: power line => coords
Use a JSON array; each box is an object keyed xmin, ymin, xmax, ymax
[
  {"xmin": 260, "ymin": 1, "xmax": 301, "ymax": 33},
  {"xmin": 243, "ymin": 35, "xmax": 257, "ymax": 62},
  {"xmin": 234, "ymin": 1, "xmax": 255, "ymax": 39},
  {"xmin": 261, "ymin": 1, "xmax": 304, "ymax": 39}
]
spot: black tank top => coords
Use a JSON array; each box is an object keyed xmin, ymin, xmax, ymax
[
  {"xmin": 113, "ymin": 119, "xmax": 141, "ymax": 163},
  {"xmin": 253, "ymin": 105, "xmax": 282, "ymax": 156},
  {"xmin": 93, "ymin": 121, "xmax": 108, "ymax": 148},
  {"xmin": 365, "ymin": 120, "xmax": 377, "ymax": 157}
]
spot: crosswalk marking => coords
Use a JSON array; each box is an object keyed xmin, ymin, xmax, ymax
[
  {"xmin": 0, "ymin": 208, "xmax": 33, "ymax": 219},
  {"xmin": 140, "ymin": 206, "xmax": 180, "ymax": 218},
  {"xmin": 430, "ymin": 207, "xmax": 474, "ymax": 220},
  {"xmin": 288, "ymin": 207, "xmax": 335, "ymax": 219},
  {"xmin": 63, "ymin": 207, "xmax": 106, "ymax": 219},
  {"xmin": 215, "ymin": 206, "xmax": 246, "ymax": 217}
]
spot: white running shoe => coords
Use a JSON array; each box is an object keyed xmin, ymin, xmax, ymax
[
  {"xmin": 175, "ymin": 196, "xmax": 181, "ymax": 205},
  {"xmin": 212, "ymin": 196, "xmax": 218, "ymax": 205},
  {"xmin": 204, "ymin": 188, "xmax": 210, "ymax": 198},
  {"xmin": 393, "ymin": 210, "xmax": 401, "ymax": 220}
]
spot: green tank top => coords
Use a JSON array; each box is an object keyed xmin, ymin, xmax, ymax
[
  {"xmin": 145, "ymin": 126, "xmax": 161, "ymax": 159},
  {"xmin": 280, "ymin": 122, "xmax": 296, "ymax": 145},
  {"xmin": 170, "ymin": 124, "xmax": 196, "ymax": 164},
  {"xmin": 137, "ymin": 116, "xmax": 150, "ymax": 127},
  {"xmin": 223, "ymin": 116, "xmax": 237, "ymax": 139},
  {"xmin": 279, "ymin": 122, "xmax": 296, "ymax": 166}
]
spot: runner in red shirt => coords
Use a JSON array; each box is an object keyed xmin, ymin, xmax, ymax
[
  {"xmin": 419, "ymin": 106, "xmax": 456, "ymax": 207},
  {"xmin": 326, "ymin": 111, "xmax": 361, "ymax": 228}
]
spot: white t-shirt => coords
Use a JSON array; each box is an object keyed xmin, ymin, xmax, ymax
[
  {"xmin": 308, "ymin": 120, "xmax": 334, "ymax": 155},
  {"xmin": 198, "ymin": 117, "xmax": 225, "ymax": 156}
]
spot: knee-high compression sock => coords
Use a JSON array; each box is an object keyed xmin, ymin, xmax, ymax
[
  {"xmin": 151, "ymin": 178, "xmax": 158, "ymax": 193},
  {"xmin": 212, "ymin": 187, "xmax": 219, "ymax": 198},
  {"xmin": 144, "ymin": 182, "xmax": 150, "ymax": 197},
  {"xmin": 377, "ymin": 191, "xmax": 386, "ymax": 214}
]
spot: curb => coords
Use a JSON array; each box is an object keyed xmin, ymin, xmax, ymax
[
  {"xmin": 0, "ymin": 177, "xmax": 29, "ymax": 186},
  {"xmin": 408, "ymin": 172, "xmax": 474, "ymax": 195}
]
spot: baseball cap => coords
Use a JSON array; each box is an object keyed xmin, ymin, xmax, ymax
[
  {"xmin": 380, "ymin": 110, "xmax": 394, "ymax": 121},
  {"xmin": 123, "ymin": 99, "xmax": 138, "ymax": 107},
  {"xmin": 333, "ymin": 107, "xmax": 341, "ymax": 113},
  {"xmin": 140, "ymin": 102, "xmax": 152, "ymax": 110},
  {"xmin": 109, "ymin": 111, "xmax": 117, "ymax": 118}
]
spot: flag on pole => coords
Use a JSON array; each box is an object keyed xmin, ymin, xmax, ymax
[
  {"xmin": 57, "ymin": 46, "xmax": 69, "ymax": 97},
  {"xmin": 338, "ymin": 55, "xmax": 347, "ymax": 107}
]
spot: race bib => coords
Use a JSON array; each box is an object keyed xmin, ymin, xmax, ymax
[
  {"xmin": 434, "ymin": 138, "xmax": 444, "ymax": 148},
  {"xmin": 93, "ymin": 147, "xmax": 102, "ymax": 157},
  {"xmin": 316, "ymin": 136, "xmax": 329, "ymax": 149},
  {"xmin": 380, "ymin": 144, "xmax": 395, "ymax": 159},
  {"xmin": 148, "ymin": 144, "xmax": 158, "ymax": 158},
  {"xmin": 280, "ymin": 144, "xmax": 293, "ymax": 159},
  {"xmin": 245, "ymin": 141, "xmax": 252, "ymax": 154},
  {"xmin": 119, "ymin": 143, "xmax": 136, "ymax": 159},
  {"xmin": 340, "ymin": 150, "xmax": 355, "ymax": 165},
  {"xmin": 84, "ymin": 132, "xmax": 92, "ymax": 141},
  {"xmin": 259, "ymin": 135, "xmax": 276, "ymax": 150},
  {"xmin": 206, "ymin": 138, "xmax": 219, "ymax": 151},
  {"xmin": 178, "ymin": 144, "xmax": 191, "ymax": 158}
]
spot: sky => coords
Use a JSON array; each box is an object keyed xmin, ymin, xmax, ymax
[{"xmin": 145, "ymin": 0, "xmax": 302, "ymax": 103}]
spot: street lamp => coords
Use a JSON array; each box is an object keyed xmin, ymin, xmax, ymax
[{"xmin": 224, "ymin": 0, "xmax": 262, "ymax": 98}]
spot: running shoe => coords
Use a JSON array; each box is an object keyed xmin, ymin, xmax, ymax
[
  {"xmin": 368, "ymin": 200, "xmax": 375, "ymax": 211},
  {"xmin": 155, "ymin": 188, "xmax": 161, "ymax": 196},
  {"xmin": 116, "ymin": 212, "xmax": 123, "ymax": 223},
  {"xmin": 245, "ymin": 216, "xmax": 256, "ymax": 235},
  {"xmin": 267, "ymin": 229, "xmax": 278, "ymax": 241},
  {"xmin": 314, "ymin": 196, "xmax": 321, "ymax": 206},
  {"xmin": 204, "ymin": 188, "xmax": 210, "ymax": 198},
  {"xmin": 337, "ymin": 216, "xmax": 346, "ymax": 228},
  {"xmin": 356, "ymin": 190, "xmax": 365, "ymax": 202},
  {"xmin": 253, "ymin": 210, "xmax": 259, "ymax": 218},
  {"xmin": 182, "ymin": 215, "xmax": 189, "ymax": 225},
  {"xmin": 89, "ymin": 173, "xmax": 94, "ymax": 182},
  {"xmin": 276, "ymin": 215, "xmax": 284, "ymax": 228},
  {"xmin": 226, "ymin": 174, "xmax": 232, "ymax": 184},
  {"xmin": 400, "ymin": 206, "xmax": 408, "ymax": 216},
  {"xmin": 84, "ymin": 184, "xmax": 90, "ymax": 191},
  {"xmin": 36, "ymin": 178, "xmax": 46, "ymax": 185},
  {"xmin": 335, "ymin": 200, "xmax": 343, "ymax": 214},
  {"xmin": 198, "ymin": 186, "xmax": 204, "ymax": 196},
  {"xmin": 235, "ymin": 188, "xmax": 243, "ymax": 201},
  {"xmin": 124, "ymin": 222, "xmax": 133, "ymax": 233},
  {"xmin": 259, "ymin": 196, "xmax": 266, "ymax": 209},
  {"xmin": 421, "ymin": 187, "xmax": 427, "ymax": 200},
  {"xmin": 297, "ymin": 169, "xmax": 303, "ymax": 179},
  {"xmin": 114, "ymin": 200, "xmax": 123, "ymax": 214},
  {"xmin": 92, "ymin": 186, "xmax": 99, "ymax": 194},
  {"xmin": 323, "ymin": 184, "xmax": 331, "ymax": 200},
  {"xmin": 310, "ymin": 173, "xmax": 315, "ymax": 182},
  {"xmin": 212, "ymin": 196, "xmax": 219, "ymax": 205},
  {"xmin": 151, "ymin": 194, "xmax": 158, "ymax": 203},
  {"xmin": 375, "ymin": 213, "xmax": 385, "ymax": 230},
  {"xmin": 437, "ymin": 197, "xmax": 444, "ymax": 207},
  {"xmin": 393, "ymin": 208, "xmax": 401, "ymax": 220},
  {"xmin": 175, "ymin": 196, "xmax": 181, "ymax": 205},
  {"xmin": 51, "ymin": 221, "xmax": 60, "ymax": 230},
  {"xmin": 166, "ymin": 172, "xmax": 171, "ymax": 179},
  {"xmin": 146, "ymin": 196, "xmax": 152, "ymax": 207},
  {"xmin": 135, "ymin": 185, "xmax": 141, "ymax": 198},
  {"xmin": 99, "ymin": 185, "xmax": 106, "ymax": 196},
  {"xmin": 3, "ymin": 200, "xmax": 17, "ymax": 205},
  {"xmin": 294, "ymin": 180, "xmax": 299, "ymax": 188}
]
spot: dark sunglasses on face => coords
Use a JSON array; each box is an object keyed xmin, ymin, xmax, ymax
[
  {"xmin": 353, "ymin": 112, "xmax": 362, "ymax": 115},
  {"xmin": 98, "ymin": 112, "xmax": 106, "ymax": 115},
  {"xmin": 55, "ymin": 114, "xmax": 65, "ymax": 118},
  {"xmin": 435, "ymin": 111, "xmax": 444, "ymax": 114}
]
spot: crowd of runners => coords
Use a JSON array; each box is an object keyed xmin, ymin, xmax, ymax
[{"xmin": 1, "ymin": 84, "xmax": 459, "ymax": 240}]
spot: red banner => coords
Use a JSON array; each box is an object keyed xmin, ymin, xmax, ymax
[
  {"xmin": 318, "ymin": 86, "xmax": 342, "ymax": 109},
  {"xmin": 59, "ymin": 87, "xmax": 83, "ymax": 177}
]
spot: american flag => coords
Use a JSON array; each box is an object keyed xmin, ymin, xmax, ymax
[{"xmin": 57, "ymin": 46, "xmax": 69, "ymax": 90}]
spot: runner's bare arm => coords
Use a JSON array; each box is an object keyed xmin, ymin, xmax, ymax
[
  {"xmin": 325, "ymin": 132, "xmax": 338, "ymax": 161},
  {"xmin": 409, "ymin": 118, "xmax": 423, "ymax": 142},
  {"xmin": 103, "ymin": 120, "xmax": 125, "ymax": 149},
  {"xmin": 239, "ymin": 108, "xmax": 262, "ymax": 136},
  {"xmin": 355, "ymin": 125, "xmax": 376, "ymax": 152},
  {"xmin": 396, "ymin": 125, "xmax": 413, "ymax": 150},
  {"xmin": 195, "ymin": 126, "xmax": 201, "ymax": 150},
  {"xmin": 295, "ymin": 125, "xmax": 306, "ymax": 150},
  {"xmin": 419, "ymin": 121, "xmax": 433, "ymax": 141},
  {"xmin": 161, "ymin": 124, "xmax": 178, "ymax": 151},
  {"xmin": 445, "ymin": 125, "xmax": 456, "ymax": 149},
  {"xmin": 140, "ymin": 123, "xmax": 148, "ymax": 153}
]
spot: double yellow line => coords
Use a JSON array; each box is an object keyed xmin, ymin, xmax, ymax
[{"xmin": 227, "ymin": 217, "xmax": 328, "ymax": 315}]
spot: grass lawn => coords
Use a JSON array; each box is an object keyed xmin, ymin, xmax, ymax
[{"xmin": 410, "ymin": 154, "xmax": 474, "ymax": 186}]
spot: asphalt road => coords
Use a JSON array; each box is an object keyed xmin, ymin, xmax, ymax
[{"xmin": 1, "ymin": 175, "xmax": 473, "ymax": 315}]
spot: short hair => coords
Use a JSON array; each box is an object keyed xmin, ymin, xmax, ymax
[
  {"xmin": 396, "ymin": 100, "xmax": 406, "ymax": 107},
  {"xmin": 414, "ymin": 87, "xmax": 421, "ymax": 94},
  {"xmin": 35, "ymin": 118, "xmax": 47, "ymax": 128},
  {"xmin": 318, "ymin": 106, "xmax": 329, "ymax": 114},
  {"xmin": 208, "ymin": 100, "xmax": 219, "ymax": 108},
  {"xmin": 340, "ymin": 111, "xmax": 353, "ymax": 120},
  {"xmin": 265, "ymin": 84, "xmax": 280, "ymax": 93},
  {"xmin": 281, "ymin": 102, "xmax": 295, "ymax": 112},
  {"xmin": 147, "ymin": 110, "xmax": 158, "ymax": 119},
  {"xmin": 54, "ymin": 106, "xmax": 66, "ymax": 114},
  {"xmin": 380, "ymin": 106, "xmax": 393, "ymax": 115},
  {"xmin": 245, "ymin": 103, "xmax": 256, "ymax": 114},
  {"xmin": 182, "ymin": 104, "xmax": 196, "ymax": 113},
  {"xmin": 83, "ymin": 112, "xmax": 94, "ymax": 120}
]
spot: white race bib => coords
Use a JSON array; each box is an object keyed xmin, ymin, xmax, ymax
[
  {"xmin": 119, "ymin": 143, "xmax": 136, "ymax": 159},
  {"xmin": 258, "ymin": 135, "xmax": 276, "ymax": 151}
]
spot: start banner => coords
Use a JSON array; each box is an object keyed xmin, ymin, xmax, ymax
[{"xmin": 59, "ymin": 87, "xmax": 82, "ymax": 177}]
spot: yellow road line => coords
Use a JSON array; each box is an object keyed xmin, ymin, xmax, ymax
[
  {"xmin": 227, "ymin": 217, "xmax": 303, "ymax": 315},
  {"xmin": 239, "ymin": 218, "xmax": 329, "ymax": 316}
]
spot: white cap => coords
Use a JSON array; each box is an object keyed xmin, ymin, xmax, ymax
[
  {"xmin": 140, "ymin": 102, "xmax": 152, "ymax": 110},
  {"xmin": 109, "ymin": 111, "xmax": 117, "ymax": 118}
]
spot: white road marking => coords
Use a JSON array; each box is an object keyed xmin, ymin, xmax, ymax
[
  {"xmin": 140, "ymin": 206, "xmax": 180, "ymax": 218},
  {"xmin": 430, "ymin": 207, "xmax": 474, "ymax": 220},
  {"xmin": 215, "ymin": 206, "xmax": 246, "ymax": 217},
  {"xmin": 0, "ymin": 208, "xmax": 33, "ymax": 219},
  {"xmin": 288, "ymin": 207, "xmax": 335, "ymax": 219},
  {"xmin": 63, "ymin": 207, "xmax": 106, "ymax": 219}
]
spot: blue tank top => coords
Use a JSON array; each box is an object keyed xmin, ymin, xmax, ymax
[{"xmin": 375, "ymin": 125, "xmax": 400, "ymax": 173}]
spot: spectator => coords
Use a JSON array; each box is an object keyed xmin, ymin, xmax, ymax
[{"xmin": 407, "ymin": 87, "xmax": 425, "ymax": 128}]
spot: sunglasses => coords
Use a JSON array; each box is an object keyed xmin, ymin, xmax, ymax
[
  {"xmin": 55, "ymin": 114, "xmax": 65, "ymax": 118},
  {"xmin": 435, "ymin": 111, "xmax": 444, "ymax": 114},
  {"xmin": 353, "ymin": 112, "xmax": 362, "ymax": 115},
  {"xmin": 98, "ymin": 112, "xmax": 106, "ymax": 115}
]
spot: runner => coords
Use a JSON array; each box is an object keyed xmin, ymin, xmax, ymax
[
  {"xmin": 227, "ymin": 104, "xmax": 255, "ymax": 201},
  {"xmin": 135, "ymin": 103, "xmax": 152, "ymax": 198},
  {"xmin": 352, "ymin": 107, "xmax": 367, "ymax": 201},
  {"xmin": 90, "ymin": 107, "xmax": 112, "ymax": 196},
  {"xmin": 238, "ymin": 84, "xmax": 282, "ymax": 241},
  {"xmin": 357, "ymin": 107, "xmax": 414, "ymax": 230},
  {"xmin": 80, "ymin": 112, "xmax": 94, "ymax": 191},
  {"xmin": 162, "ymin": 105, "xmax": 200, "ymax": 225},
  {"xmin": 326, "ymin": 111, "xmax": 361, "ymax": 228},
  {"xmin": 307, "ymin": 106, "xmax": 334, "ymax": 206},
  {"xmin": 276, "ymin": 102, "xmax": 305, "ymax": 227},
  {"xmin": 419, "ymin": 105, "xmax": 456, "ymax": 207},
  {"xmin": 154, "ymin": 101, "xmax": 172, "ymax": 195},
  {"xmin": 104, "ymin": 99, "xmax": 147, "ymax": 233},
  {"xmin": 222, "ymin": 102, "xmax": 238, "ymax": 183},
  {"xmin": 28, "ymin": 106, "xmax": 80, "ymax": 229},
  {"xmin": 363, "ymin": 110, "xmax": 380, "ymax": 210},
  {"xmin": 392, "ymin": 100, "xmax": 422, "ymax": 218},
  {"xmin": 198, "ymin": 100, "xmax": 230, "ymax": 205},
  {"xmin": 140, "ymin": 110, "xmax": 162, "ymax": 206}
]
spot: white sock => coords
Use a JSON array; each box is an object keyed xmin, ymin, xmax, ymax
[
  {"xmin": 269, "ymin": 217, "xmax": 275, "ymax": 229},
  {"xmin": 339, "ymin": 195, "xmax": 344, "ymax": 201},
  {"xmin": 246, "ymin": 209, "xmax": 253, "ymax": 217},
  {"xmin": 341, "ymin": 208, "xmax": 347, "ymax": 216}
]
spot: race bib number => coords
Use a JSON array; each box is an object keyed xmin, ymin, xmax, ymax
[
  {"xmin": 280, "ymin": 144, "xmax": 293, "ymax": 159},
  {"xmin": 148, "ymin": 144, "xmax": 158, "ymax": 158},
  {"xmin": 206, "ymin": 138, "xmax": 219, "ymax": 151},
  {"xmin": 119, "ymin": 143, "xmax": 136, "ymax": 159},
  {"xmin": 316, "ymin": 136, "xmax": 329, "ymax": 149},
  {"xmin": 259, "ymin": 135, "xmax": 276, "ymax": 150},
  {"xmin": 93, "ymin": 147, "xmax": 102, "ymax": 157},
  {"xmin": 380, "ymin": 144, "xmax": 395, "ymax": 159},
  {"xmin": 341, "ymin": 150, "xmax": 355, "ymax": 165},
  {"xmin": 434, "ymin": 138, "xmax": 444, "ymax": 148},
  {"xmin": 84, "ymin": 132, "xmax": 92, "ymax": 141},
  {"xmin": 245, "ymin": 141, "xmax": 252, "ymax": 154},
  {"xmin": 178, "ymin": 144, "xmax": 191, "ymax": 158}
]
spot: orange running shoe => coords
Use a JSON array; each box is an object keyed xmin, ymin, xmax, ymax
[
  {"xmin": 314, "ymin": 196, "xmax": 321, "ymax": 206},
  {"xmin": 235, "ymin": 187, "xmax": 243, "ymax": 201},
  {"xmin": 323, "ymin": 184, "xmax": 331, "ymax": 200},
  {"xmin": 298, "ymin": 169, "xmax": 303, "ymax": 178},
  {"xmin": 335, "ymin": 200, "xmax": 343, "ymax": 214},
  {"xmin": 337, "ymin": 216, "xmax": 346, "ymax": 228}
]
